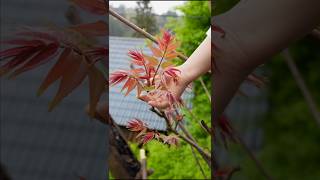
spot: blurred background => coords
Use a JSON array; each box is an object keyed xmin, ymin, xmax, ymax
[
  {"xmin": 109, "ymin": 1, "xmax": 211, "ymax": 179},
  {"xmin": 0, "ymin": 0, "xmax": 107, "ymax": 179},
  {"xmin": 214, "ymin": 1, "xmax": 320, "ymax": 180}
]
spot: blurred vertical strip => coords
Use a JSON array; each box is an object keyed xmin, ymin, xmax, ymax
[
  {"xmin": 105, "ymin": 0, "xmax": 110, "ymax": 177},
  {"xmin": 210, "ymin": 0, "xmax": 217, "ymax": 177}
]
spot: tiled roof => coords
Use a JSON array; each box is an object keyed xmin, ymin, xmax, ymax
[{"xmin": 109, "ymin": 36, "xmax": 193, "ymax": 131}]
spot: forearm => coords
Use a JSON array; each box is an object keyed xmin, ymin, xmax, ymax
[
  {"xmin": 213, "ymin": 0, "xmax": 320, "ymax": 119},
  {"xmin": 179, "ymin": 35, "xmax": 211, "ymax": 84}
]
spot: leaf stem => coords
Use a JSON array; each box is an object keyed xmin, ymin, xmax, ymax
[{"xmin": 152, "ymin": 47, "xmax": 167, "ymax": 85}]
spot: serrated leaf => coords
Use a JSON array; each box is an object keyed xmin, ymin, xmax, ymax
[
  {"xmin": 0, "ymin": 46, "xmax": 33, "ymax": 59},
  {"xmin": 143, "ymin": 54, "xmax": 158, "ymax": 66},
  {"xmin": 48, "ymin": 54, "xmax": 89, "ymax": 111},
  {"xmin": 147, "ymin": 43, "xmax": 162, "ymax": 57},
  {"xmin": 121, "ymin": 78, "xmax": 137, "ymax": 96},
  {"xmin": 0, "ymin": 47, "xmax": 41, "ymax": 77},
  {"xmin": 37, "ymin": 48, "xmax": 72, "ymax": 96},
  {"xmin": 166, "ymin": 41, "xmax": 180, "ymax": 52},
  {"xmin": 9, "ymin": 43, "xmax": 59, "ymax": 78},
  {"xmin": 164, "ymin": 52, "xmax": 178, "ymax": 60},
  {"xmin": 88, "ymin": 66, "xmax": 106, "ymax": 117},
  {"xmin": 1, "ymin": 39, "xmax": 44, "ymax": 47},
  {"xmin": 141, "ymin": 131, "xmax": 155, "ymax": 145},
  {"xmin": 136, "ymin": 83, "xmax": 143, "ymax": 97},
  {"xmin": 161, "ymin": 61, "xmax": 174, "ymax": 69},
  {"xmin": 127, "ymin": 118, "xmax": 147, "ymax": 132}
]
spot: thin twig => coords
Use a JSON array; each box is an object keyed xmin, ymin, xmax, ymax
[
  {"xmin": 226, "ymin": 166, "xmax": 241, "ymax": 180},
  {"xmin": 152, "ymin": 46, "xmax": 167, "ymax": 85},
  {"xmin": 282, "ymin": 49, "xmax": 320, "ymax": 127},
  {"xmin": 174, "ymin": 131, "xmax": 211, "ymax": 164},
  {"xmin": 178, "ymin": 121, "xmax": 212, "ymax": 167},
  {"xmin": 232, "ymin": 128, "xmax": 274, "ymax": 180},
  {"xmin": 185, "ymin": 107, "xmax": 212, "ymax": 136},
  {"xmin": 200, "ymin": 120, "xmax": 212, "ymax": 135},
  {"xmin": 199, "ymin": 76, "xmax": 211, "ymax": 101},
  {"xmin": 150, "ymin": 107, "xmax": 172, "ymax": 131},
  {"xmin": 190, "ymin": 146, "xmax": 207, "ymax": 179}
]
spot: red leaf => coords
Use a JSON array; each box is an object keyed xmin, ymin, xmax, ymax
[
  {"xmin": 127, "ymin": 118, "xmax": 147, "ymax": 132},
  {"xmin": 141, "ymin": 131, "xmax": 155, "ymax": 145},
  {"xmin": 0, "ymin": 46, "xmax": 34, "ymax": 59},
  {"xmin": 130, "ymin": 68, "xmax": 144, "ymax": 75},
  {"xmin": 175, "ymin": 114, "xmax": 184, "ymax": 121},
  {"xmin": 128, "ymin": 50, "xmax": 145, "ymax": 66},
  {"xmin": 164, "ymin": 67, "xmax": 180, "ymax": 77},
  {"xmin": 218, "ymin": 114, "xmax": 237, "ymax": 148},
  {"xmin": 148, "ymin": 43, "xmax": 162, "ymax": 57},
  {"xmin": 164, "ymin": 52, "xmax": 178, "ymax": 60},
  {"xmin": 160, "ymin": 61, "xmax": 174, "ymax": 69},
  {"xmin": 88, "ymin": 66, "xmax": 106, "ymax": 117},
  {"xmin": 246, "ymin": 74, "xmax": 266, "ymax": 88},
  {"xmin": 37, "ymin": 48, "xmax": 72, "ymax": 96},
  {"xmin": 166, "ymin": 41, "xmax": 179, "ymax": 52},
  {"xmin": 9, "ymin": 43, "xmax": 59, "ymax": 78},
  {"xmin": 0, "ymin": 46, "xmax": 42, "ymax": 77},
  {"xmin": 161, "ymin": 67, "xmax": 180, "ymax": 86},
  {"xmin": 85, "ymin": 47, "xmax": 108, "ymax": 62},
  {"xmin": 143, "ymin": 54, "xmax": 158, "ymax": 66},
  {"xmin": 1, "ymin": 39, "xmax": 45, "ymax": 47},
  {"xmin": 48, "ymin": 54, "xmax": 89, "ymax": 111},
  {"xmin": 157, "ymin": 29, "xmax": 174, "ymax": 51},
  {"xmin": 109, "ymin": 70, "xmax": 129, "ymax": 86},
  {"xmin": 212, "ymin": 24, "xmax": 225, "ymax": 37},
  {"xmin": 70, "ymin": 21, "xmax": 108, "ymax": 36},
  {"xmin": 121, "ymin": 77, "xmax": 137, "ymax": 96},
  {"xmin": 162, "ymin": 30, "xmax": 174, "ymax": 46},
  {"xmin": 163, "ymin": 135, "xmax": 179, "ymax": 146},
  {"xmin": 164, "ymin": 91, "xmax": 183, "ymax": 108},
  {"xmin": 70, "ymin": 0, "xmax": 107, "ymax": 15}
]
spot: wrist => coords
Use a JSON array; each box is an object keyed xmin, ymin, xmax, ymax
[{"xmin": 176, "ymin": 65, "xmax": 194, "ymax": 87}]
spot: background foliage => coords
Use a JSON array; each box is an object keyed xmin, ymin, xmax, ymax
[
  {"xmin": 133, "ymin": 0, "xmax": 157, "ymax": 37},
  {"xmin": 215, "ymin": 1, "xmax": 320, "ymax": 180},
  {"xmin": 128, "ymin": 1, "xmax": 212, "ymax": 179}
]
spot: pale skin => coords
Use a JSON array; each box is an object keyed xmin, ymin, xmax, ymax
[
  {"xmin": 147, "ymin": 35, "xmax": 211, "ymax": 109},
  {"xmin": 147, "ymin": 0, "xmax": 320, "ymax": 119}
]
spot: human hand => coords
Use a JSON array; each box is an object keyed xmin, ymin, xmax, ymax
[{"xmin": 139, "ymin": 65, "xmax": 191, "ymax": 110}]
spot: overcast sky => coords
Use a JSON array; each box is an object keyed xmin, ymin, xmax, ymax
[{"xmin": 109, "ymin": 1, "xmax": 185, "ymax": 15}]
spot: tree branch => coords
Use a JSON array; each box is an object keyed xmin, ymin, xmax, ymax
[
  {"xmin": 282, "ymin": 49, "xmax": 320, "ymax": 127},
  {"xmin": 232, "ymin": 128, "xmax": 274, "ymax": 180},
  {"xmin": 190, "ymin": 146, "xmax": 207, "ymax": 179}
]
